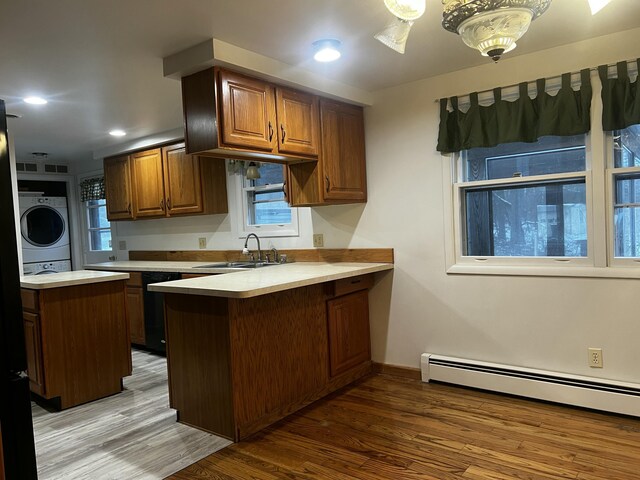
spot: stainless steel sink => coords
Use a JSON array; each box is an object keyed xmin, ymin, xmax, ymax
[{"xmin": 194, "ymin": 261, "xmax": 275, "ymax": 269}]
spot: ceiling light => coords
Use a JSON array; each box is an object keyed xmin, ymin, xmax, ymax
[
  {"xmin": 588, "ymin": 0, "xmax": 613, "ymax": 14},
  {"xmin": 383, "ymin": 0, "xmax": 426, "ymax": 20},
  {"xmin": 312, "ymin": 39, "xmax": 342, "ymax": 62},
  {"xmin": 23, "ymin": 96, "xmax": 48, "ymax": 105},
  {"xmin": 109, "ymin": 129, "xmax": 127, "ymax": 137},
  {"xmin": 442, "ymin": 0, "xmax": 551, "ymax": 62},
  {"xmin": 375, "ymin": 18, "xmax": 415, "ymax": 54}
]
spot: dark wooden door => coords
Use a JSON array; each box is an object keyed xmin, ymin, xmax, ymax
[
  {"xmin": 162, "ymin": 143, "xmax": 204, "ymax": 216},
  {"xmin": 22, "ymin": 312, "xmax": 44, "ymax": 396},
  {"xmin": 104, "ymin": 155, "xmax": 134, "ymax": 220},
  {"xmin": 275, "ymin": 88, "xmax": 319, "ymax": 157},
  {"xmin": 130, "ymin": 148, "xmax": 166, "ymax": 218}
]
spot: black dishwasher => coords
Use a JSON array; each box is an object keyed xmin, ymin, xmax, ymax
[{"xmin": 142, "ymin": 272, "xmax": 181, "ymax": 354}]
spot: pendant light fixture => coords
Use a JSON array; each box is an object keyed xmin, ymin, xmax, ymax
[
  {"xmin": 245, "ymin": 162, "xmax": 261, "ymax": 180},
  {"xmin": 375, "ymin": 0, "xmax": 426, "ymax": 54},
  {"xmin": 442, "ymin": 0, "xmax": 552, "ymax": 62}
]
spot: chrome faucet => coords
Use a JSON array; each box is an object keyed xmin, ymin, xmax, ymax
[
  {"xmin": 242, "ymin": 233, "xmax": 262, "ymax": 263},
  {"xmin": 270, "ymin": 247, "xmax": 279, "ymax": 263}
]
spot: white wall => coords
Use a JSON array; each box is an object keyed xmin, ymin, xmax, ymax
[
  {"xmin": 90, "ymin": 27, "xmax": 640, "ymax": 385},
  {"xmin": 357, "ymin": 27, "xmax": 640, "ymax": 383}
]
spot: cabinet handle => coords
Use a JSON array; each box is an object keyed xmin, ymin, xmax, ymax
[
  {"xmin": 160, "ymin": 198, "xmax": 165, "ymax": 210},
  {"xmin": 167, "ymin": 197, "xmax": 172, "ymax": 210},
  {"xmin": 127, "ymin": 203, "xmax": 131, "ymax": 214},
  {"xmin": 283, "ymin": 181, "xmax": 287, "ymax": 200},
  {"xmin": 325, "ymin": 175, "xmax": 330, "ymax": 193},
  {"xmin": 281, "ymin": 124, "xmax": 286, "ymax": 143},
  {"xmin": 268, "ymin": 121, "xmax": 274, "ymax": 142}
]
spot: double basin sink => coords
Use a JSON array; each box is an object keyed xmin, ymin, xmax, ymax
[{"xmin": 194, "ymin": 261, "xmax": 278, "ymax": 269}]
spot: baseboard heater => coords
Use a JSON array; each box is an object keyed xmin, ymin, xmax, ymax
[{"xmin": 421, "ymin": 353, "xmax": 640, "ymax": 417}]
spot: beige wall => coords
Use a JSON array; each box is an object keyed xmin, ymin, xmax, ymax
[{"xmin": 356, "ymin": 27, "xmax": 640, "ymax": 381}]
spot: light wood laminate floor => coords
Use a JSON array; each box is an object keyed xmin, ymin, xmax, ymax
[
  {"xmin": 171, "ymin": 374, "xmax": 640, "ymax": 479},
  {"xmin": 32, "ymin": 349, "xmax": 231, "ymax": 480}
]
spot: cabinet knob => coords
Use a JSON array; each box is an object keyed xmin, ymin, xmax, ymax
[
  {"xmin": 268, "ymin": 121, "xmax": 274, "ymax": 142},
  {"xmin": 281, "ymin": 124, "xmax": 286, "ymax": 143}
]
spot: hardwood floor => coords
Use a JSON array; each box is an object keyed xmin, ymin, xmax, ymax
[
  {"xmin": 170, "ymin": 374, "xmax": 640, "ymax": 480},
  {"xmin": 31, "ymin": 349, "xmax": 231, "ymax": 480}
]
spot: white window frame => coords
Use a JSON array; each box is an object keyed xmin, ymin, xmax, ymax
[
  {"xmin": 235, "ymin": 168, "xmax": 299, "ymax": 238},
  {"xmin": 85, "ymin": 198, "xmax": 112, "ymax": 252},
  {"xmin": 443, "ymin": 71, "xmax": 640, "ymax": 278},
  {"xmin": 77, "ymin": 171, "xmax": 115, "ymax": 265}
]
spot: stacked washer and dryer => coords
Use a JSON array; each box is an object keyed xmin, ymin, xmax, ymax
[{"xmin": 19, "ymin": 195, "xmax": 72, "ymax": 275}]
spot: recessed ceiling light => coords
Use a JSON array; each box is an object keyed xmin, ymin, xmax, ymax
[
  {"xmin": 109, "ymin": 129, "xmax": 127, "ymax": 137},
  {"xmin": 23, "ymin": 96, "xmax": 48, "ymax": 105},
  {"xmin": 313, "ymin": 39, "xmax": 342, "ymax": 62}
]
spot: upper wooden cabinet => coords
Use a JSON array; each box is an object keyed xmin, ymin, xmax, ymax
[
  {"xmin": 104, "ymin": 154, "xmax": 134, "ymax": 220},
  {"xmin": 104, "ymin": 142, "xmax": 228, "ymax": 221},
  {"xmin": 131, "ymin": 148, "xmax": 166, "ymax": 218},
  {"xmin": 287, "ymin": 99, "xmax": 367, "ymax": 206},
  {"xmin": 218, "ymin": 70, "xmax": 277, "ymax": 152},
  {"xmin": 182, "ymin": 67, "xmax": 319, "ymax": 164}
]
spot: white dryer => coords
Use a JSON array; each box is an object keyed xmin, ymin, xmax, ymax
[
  {"xmin": 22, "ymin": 260, "xmax": 72, "ymax": 276},
  {"xmin": 19, "ymin": 196, "xmax": 71, "ymax": 264}
]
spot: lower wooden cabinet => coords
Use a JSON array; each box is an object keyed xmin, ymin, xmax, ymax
[
  {"xmin": 22, "ymin": 311, "xmax": 44, "ymax": 396},
  {"xmin": 125, "ymin": 272, "xmax": 145, "ymax": 346},
  {"xmin": 327, "ymin": 289, "xmax": 371, "ymax": 377}
]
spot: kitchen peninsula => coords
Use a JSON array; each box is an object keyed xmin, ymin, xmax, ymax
[
  {"xmin": 20, "ymin": 271, "xmax": 132, "ymax": 409},
  {"xmin": 147, "ymin": 261, "xmax": 393, "ymax": 441}
]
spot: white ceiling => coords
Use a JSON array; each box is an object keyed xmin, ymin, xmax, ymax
[{"xmin": 2, "ymin": 0, "xmax": 640, "ymax": 164}]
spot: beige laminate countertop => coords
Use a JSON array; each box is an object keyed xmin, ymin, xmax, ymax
[
  {"xmin": 20, "ymin": 270, "xmax": 130, "ymax": 290},
  {"xmin": 85, "ymin": 260, "xmax": 246, "ymax": 274},
  {"xmin": 147, "ymin": 262, "xmax": 394, "ymax": 298}
]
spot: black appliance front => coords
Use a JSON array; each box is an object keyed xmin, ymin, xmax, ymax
[
  {"xmin": 0, "ymin": 98, "xmax": 38, "ymax": 478},
  {"xmin": 142, "ymin": 272, "xmax": 180, "ymax": 354}
]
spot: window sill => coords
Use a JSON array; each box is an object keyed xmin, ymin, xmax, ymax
[{"xmin": 447, "ymin": 263, "xmax": 640, "ymax": 279}]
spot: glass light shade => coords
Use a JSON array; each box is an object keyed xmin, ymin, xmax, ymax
[
  {"xmin": 245, "ymin": 163, "xmax": 261, "ymax": 180},
  {"xmin": 457, "ymin": 8, "xmax": 533, "ymax": 61},
  {"xmin": 312, "ymin": 39, "xmax": 342, "ymax": 62},
  {"xmin": 588, "ymin": 0, "xmax": 613, "ymax": 15},
  {"xmin": 383, "ymin": 0, "xmax": 426, "ymax": 20},
  {"xmin": 374, "ymin": 18, "xmax": 414, "ymax": 54}
]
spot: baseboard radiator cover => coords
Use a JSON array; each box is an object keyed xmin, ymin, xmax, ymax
[{"xmin": 421, "ymin": 353, "xmax": 640, "ymax": 417}]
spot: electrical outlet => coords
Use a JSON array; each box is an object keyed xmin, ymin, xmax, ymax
[
  {"xmin": 313, "ymin": 233, "xmax": 324, "ymax": 248},
  {"xmin": 198, "ymin": 237, "xmax": 207, "ymax": 249},
  {"xmin": 588, "ymin": 348, "xmax": 603, "ymax": 368},
  {"xmin": 118, "ymin": 240, "xmax": 127, "ymax": 250}
]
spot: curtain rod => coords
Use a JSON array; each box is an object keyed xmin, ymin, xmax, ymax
[{"xmin": 433, "ymin": 58, "xmax": 639, "ymax": 103}]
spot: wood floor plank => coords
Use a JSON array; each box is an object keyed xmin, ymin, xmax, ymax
[{"xmin": 170, "ymin": 375, "xmax": 640, "ymax": 480}]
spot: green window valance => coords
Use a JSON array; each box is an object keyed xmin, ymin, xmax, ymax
[
  {"xmin": 79, "ymin": 176, "xmax": 105, "ymax": 202},
  {"xmin": 599, "ymin": 59, "xmax": 640, "ymax": 131},
  {"xmin": 437, "ymin": 69, "xmax": 592, "ymax": 154}
]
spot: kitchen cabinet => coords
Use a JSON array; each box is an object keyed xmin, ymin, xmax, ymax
[
  {"xmin": 182, "ymin": 67, "xmax": 320, "ymax": 164},
  {"xmin": 104, "ymin": 154, "xmax": 134, "ymax": 220},
  {"xmin": 20, "ymin": 280, "xmax": 131, "ymax": 409},
  {"xmin": 287, "ymin": 99, "xmax": 367, "ymax": 206},
  {"xmin": 126, "ymin": 272, "xmax": 145, "ymax": 346},
  {"xmin": 104, "ymin": 142, "xmax": 228, "ymax": 221}
]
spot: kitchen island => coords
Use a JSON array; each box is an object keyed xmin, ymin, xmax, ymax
[
  {"xmin": 148, "ymin": 262, "xmax": 393, "ymax": 441},
  {"xmin": 21, "ymin": 270, "xmax": 132, "ymax": 409}
]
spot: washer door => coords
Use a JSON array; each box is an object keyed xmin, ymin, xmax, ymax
[{"xmin": 20, "ymin": 206, "xmax": 66, "ymax": 247}]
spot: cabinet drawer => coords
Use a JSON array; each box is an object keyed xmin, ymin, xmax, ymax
[
  {"xmin": 126, "ymin": 272, "xmax": 142, "ymax": 288},
  {"xmin": 21, "ymin": 289, "xmax": 39, "ymax": 313},
  {"xmin": 332, "ymin": 274, "xmax": 374, "ymax": 298}
]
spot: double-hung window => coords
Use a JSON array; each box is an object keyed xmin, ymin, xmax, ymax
[
  {"xmin": 610, "ymin": 124, "xmax": 640, "ymax": 263},
  {"xmin": 238, "ymin": 162, "xmax": 298, "ymax": 237},
  {"xmin": 85, "ymin": 199, "xmax": 112, "ymax": 251},
  {"xmin": 454, "ymin": 134, "xmax": 590, "ymax": 264}
]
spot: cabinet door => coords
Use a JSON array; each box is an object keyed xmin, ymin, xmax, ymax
[
  {"xmin": 162, "ymin": 143, "xmax": 204, "ymax": 216},
  {"xmin": 23, "ymin": 312, "xmax": 45, "ymax": 396},
  {"xmin": 275, "ymin": 88, "xmax": 319, "ymax": 157},
  {"xmin": 218, "ymin": 69, "xmax": 276, "ymax": 152},
  {"xmin": 126, "ymin": 286, "xmax": 145, "ymax": 345},
  {"xmin": 104, "ymin": 155, "xmax": 134, "ymax": 220},
  {"xmin": 130, "ymin": 148, "xmax": 166, "ymax": 218},
  {"xmin": 327, "ymin": 290, "xmax": 371, "ymax": 377},
  {"xmin": 320, "ymin": 100, "xmax": 367, "ymax": 202}
]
